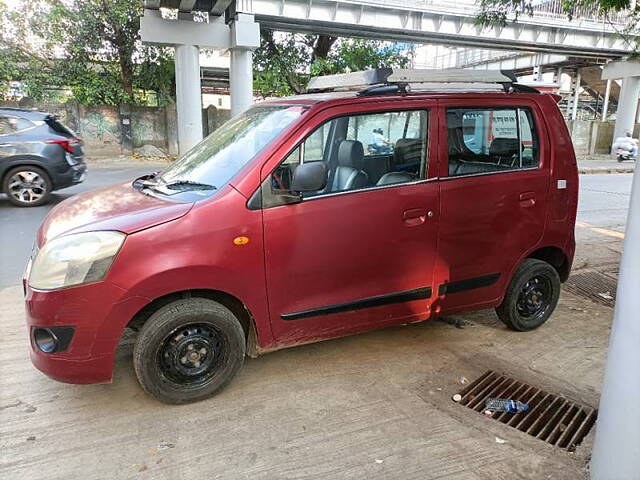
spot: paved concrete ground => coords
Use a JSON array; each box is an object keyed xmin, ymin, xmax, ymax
[{"xmin": 0, "ymin": 165, "xmax": 630, "ymax": 480}]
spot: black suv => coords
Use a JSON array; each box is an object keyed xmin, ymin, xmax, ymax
[{"xmin": 0, "ymin": 108, "xmax": 86, "ymax": 206}]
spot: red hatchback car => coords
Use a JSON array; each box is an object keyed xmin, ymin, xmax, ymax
[{"xmin": 24, "ymin": 70, "xmax": 578, "ymax": 404}]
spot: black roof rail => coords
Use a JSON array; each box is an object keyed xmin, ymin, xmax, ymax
[{"xmin": 357, "ymin": 83, "xmax": 409, "ymax": 96}]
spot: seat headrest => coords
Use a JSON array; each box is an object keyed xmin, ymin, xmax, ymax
[
  {"xmin": 394, "ymin": 138, "xmax": 423, "ymax": 163},
  {"xmin": 489, "ymin": 138, "xmax": 521, "ymax": 157},
  {"xmin": 338, "ymin": 140, "xmax": 364, "ymax": 170}
]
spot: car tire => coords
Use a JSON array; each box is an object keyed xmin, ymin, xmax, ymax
[
  {"xmin": 496, "ymin": 259, "xmax": 560, "ymax": 332},
  {"xmin": 2, "ymin": 165, "xmax": 52, "ymax": 207},
  {"xmin": 133, "ymin": 298, "xmax": 246, "ymax": 404}
]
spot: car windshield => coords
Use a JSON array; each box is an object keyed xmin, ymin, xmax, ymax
[{"xmin": 159, "ymin": 105, "xmax": 306, "ymax": 190}]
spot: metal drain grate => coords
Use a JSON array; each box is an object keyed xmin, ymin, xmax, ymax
[
  {"xmin": 565, "ymin": 270, "xmax": 617, "ymax": 308},
  {"xmin": 456, "ymin": 371, "xmax": 597, "ymax": 451}
]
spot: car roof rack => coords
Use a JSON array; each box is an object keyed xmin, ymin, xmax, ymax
[{"xmin": 306, "ymin": 68, "xmax": 539, "ymax": 95}]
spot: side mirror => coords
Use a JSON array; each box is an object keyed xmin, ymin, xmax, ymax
[{"xmin": 291, "ymin": 162, "xmax": 327, "ymax": 193}]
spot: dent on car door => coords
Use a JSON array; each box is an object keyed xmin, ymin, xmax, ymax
[
  {"xmin": 257, "ymin": 104, "xmax": 440, "ymax": 346},
  {"xmin": 434, "ymin": 104, "xmax": 549, "ymax": 312}
]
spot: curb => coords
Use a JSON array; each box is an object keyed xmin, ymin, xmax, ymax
[{"xmin": 579, "ymin": 167, "xmax": 635, "ymax": 175}]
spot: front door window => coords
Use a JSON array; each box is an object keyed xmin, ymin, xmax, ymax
[{"xmin": 259, "ymin": 109, "xmax": 428, "ymax": 208}]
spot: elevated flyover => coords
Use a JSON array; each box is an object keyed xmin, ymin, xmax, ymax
[{"xmin": 249, "ymin": 0, "xmax": 631, "ymax": 58}]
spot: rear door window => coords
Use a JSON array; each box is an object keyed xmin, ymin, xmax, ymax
[{"xmin": 447, "ymin": 107, "xmax": 539, "ymax": 177}]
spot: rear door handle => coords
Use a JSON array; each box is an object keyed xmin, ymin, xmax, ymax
[{"xmin": 519, "ymin": 191, "xmax": 536, "ymax": 207}]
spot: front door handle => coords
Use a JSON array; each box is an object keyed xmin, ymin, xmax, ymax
[
  {"xmin": 402, "ymin": 208, "xmax": 429, "ymax": 226},
  {"xmin": 519, "ymin": 191, "xmax": 536, "ymax": 207}
]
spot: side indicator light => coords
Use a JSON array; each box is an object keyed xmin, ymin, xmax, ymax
[{"xmin": 233, "ymin": 236, "xmax": 250, "ymax": 246}]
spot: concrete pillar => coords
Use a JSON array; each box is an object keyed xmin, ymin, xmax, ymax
[
  {"xmin": 613, "ymin": 77, "xmax": 640, "ymax": 140},
  {"xmin": 228, "ymin": 13, "xmax": 259, "ymax": 117},
  {"xmin": 602, "ymin": 79, "xmax": 612, "ymax": 121},
  {"xmin": 175, "ymin": 44, "xmax": 203, "ymax": 153},
  {"xmin": 591, "ymin": 155, "xmax": 640, "ymax": 479},
  {"xmin": 229, "ymin": 48, "xmax": 253, "ymax": 117},
  {"xmin": 592, "ymin": 60, "xmax": 640, "ymax": 479},
  {"xmin": 571, "ymin": 71, "xmax": 581, "ymax": 120}
]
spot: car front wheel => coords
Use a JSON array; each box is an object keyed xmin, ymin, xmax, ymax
[
  {"xmin": 496, "ymin": 258, "xmax": 561, "ymax": 332},
  {"xmin": 3, "ymin": 166, "xmax": 52, "ymax": 207},
  {"xmin": 133, "ymin": 298, "xmax": 246, "ymax": 404}
]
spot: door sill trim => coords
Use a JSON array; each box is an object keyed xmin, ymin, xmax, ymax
[
  {"xmin": 438, "ymin": 273, "xmax": 501, "ymax": 296},
  {"xmin": 281, "ymin": 287, "xmax": 432, "ymax": 321}
]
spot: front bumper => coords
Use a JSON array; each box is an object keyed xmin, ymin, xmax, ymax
[{"xmin": 24, "ymin": 280, "xmax": 149, "ymax": 384}]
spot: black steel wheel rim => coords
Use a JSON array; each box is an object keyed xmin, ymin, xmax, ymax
[
  {"xmin": 516, "ymin": 275, "xmax": 552, "ymax": 320},
  {"xmin": 157, "ymin": 323, "xmax": 225, "ymax": 386}
]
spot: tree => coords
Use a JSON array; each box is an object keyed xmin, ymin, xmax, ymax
[
  {"xmin": 0, "ymin": 0, "xmax": 175, "ymax": 105},
  {"xmin": 253, "ymin": 31, "xmax": 414, "ymax": 97},
  {"xmin": 476, "ymin": 0, "xmax": 639, "ymax": 53}
]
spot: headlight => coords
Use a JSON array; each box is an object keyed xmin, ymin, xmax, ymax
[{"xmin": 29, "ymin": 231, "xmax": 125, "ymax": 290}]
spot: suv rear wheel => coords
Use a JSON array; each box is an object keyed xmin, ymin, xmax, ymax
[
  {"xmin": 496, "ymin": 259, "xmax": 560, "ymax": 331},
  {"xmin": 133, "ymin": 298, "xmax": 246, "ymax": 404},
  {"xmin": 3, "ymin": 166, "xmax": 52, "ymax": 207}
]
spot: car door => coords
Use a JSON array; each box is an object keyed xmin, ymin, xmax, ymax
[
  {"xmin": 259, "ymin": 101, "xmax": 440, "ymax": 345},
  {"xmin": 433, "ymin": 100, "xmax": 549, "ymax": 313}
]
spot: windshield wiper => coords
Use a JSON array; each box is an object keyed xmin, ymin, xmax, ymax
[
  {"xmin": 133, "ymin": 174, "xmax": 216, "ymax": 195},
  {"xmin": 143, "ymin": 180, "xmax": 217, "ymax": 195},
  {"xmin": 162, "ymin": 180, "xmax": 217, "ymax": 191},
  {"xmin": 133, "ymin": 171, "xmax": 161, "ymax": 187}
]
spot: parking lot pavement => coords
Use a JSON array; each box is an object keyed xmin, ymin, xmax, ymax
[{"xmin": 0, "ymin": 282, "xmax": 609, "ymax": 480}]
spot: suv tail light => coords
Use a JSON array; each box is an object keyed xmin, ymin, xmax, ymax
[{"xmin": 46, "ymin": 138, "xmax": 77, "ymax": 153}]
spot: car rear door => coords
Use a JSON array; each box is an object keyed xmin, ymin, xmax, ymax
[
  {"xmin": 259, "ymin": 100, "xmax": 440, "ymax": 345},
  {"xmin": 0, "ymin": 115, "xmax": 20, "ymax": 158},
  {"xmin": 433, "ymin": 98, "xmax": 550, "ymax": 313}
]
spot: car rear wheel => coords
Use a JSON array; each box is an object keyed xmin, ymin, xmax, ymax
[
  {"xmin": 496, "ymin": 258, "xmax": 560, "ymax": 332},
  {"xmin": 133, "ymin": 298, "xmax": 246, "ymax": 404},
  {"xmin": 2, "ymin": 166, "xmax": 52, "ymax": 207}
]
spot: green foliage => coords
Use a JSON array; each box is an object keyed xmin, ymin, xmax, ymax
[
  {"xmin": 253, "ymin": 31, "xmax": 414, "ymax": 97},
  {"xmin": 476, "ymin": 0, "xmax": 639, "ymax": 53},
  {"xmin": 0, "ymin": 0, "xmax": 175, "ymax": 105}
]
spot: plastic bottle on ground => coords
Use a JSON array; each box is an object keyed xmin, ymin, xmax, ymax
[{"xmin": 485, "ymin": 398, "xmax": 529, "ymax": 413}]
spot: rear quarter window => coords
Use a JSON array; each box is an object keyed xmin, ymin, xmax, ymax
[{"xmin": 0, "ymin": 115, "xmax": 35, "ymax": 135}]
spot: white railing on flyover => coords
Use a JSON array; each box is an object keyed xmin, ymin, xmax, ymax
[{"xmin": 338, "ymin": 0, "xmax": 627, "ymax": 27}]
